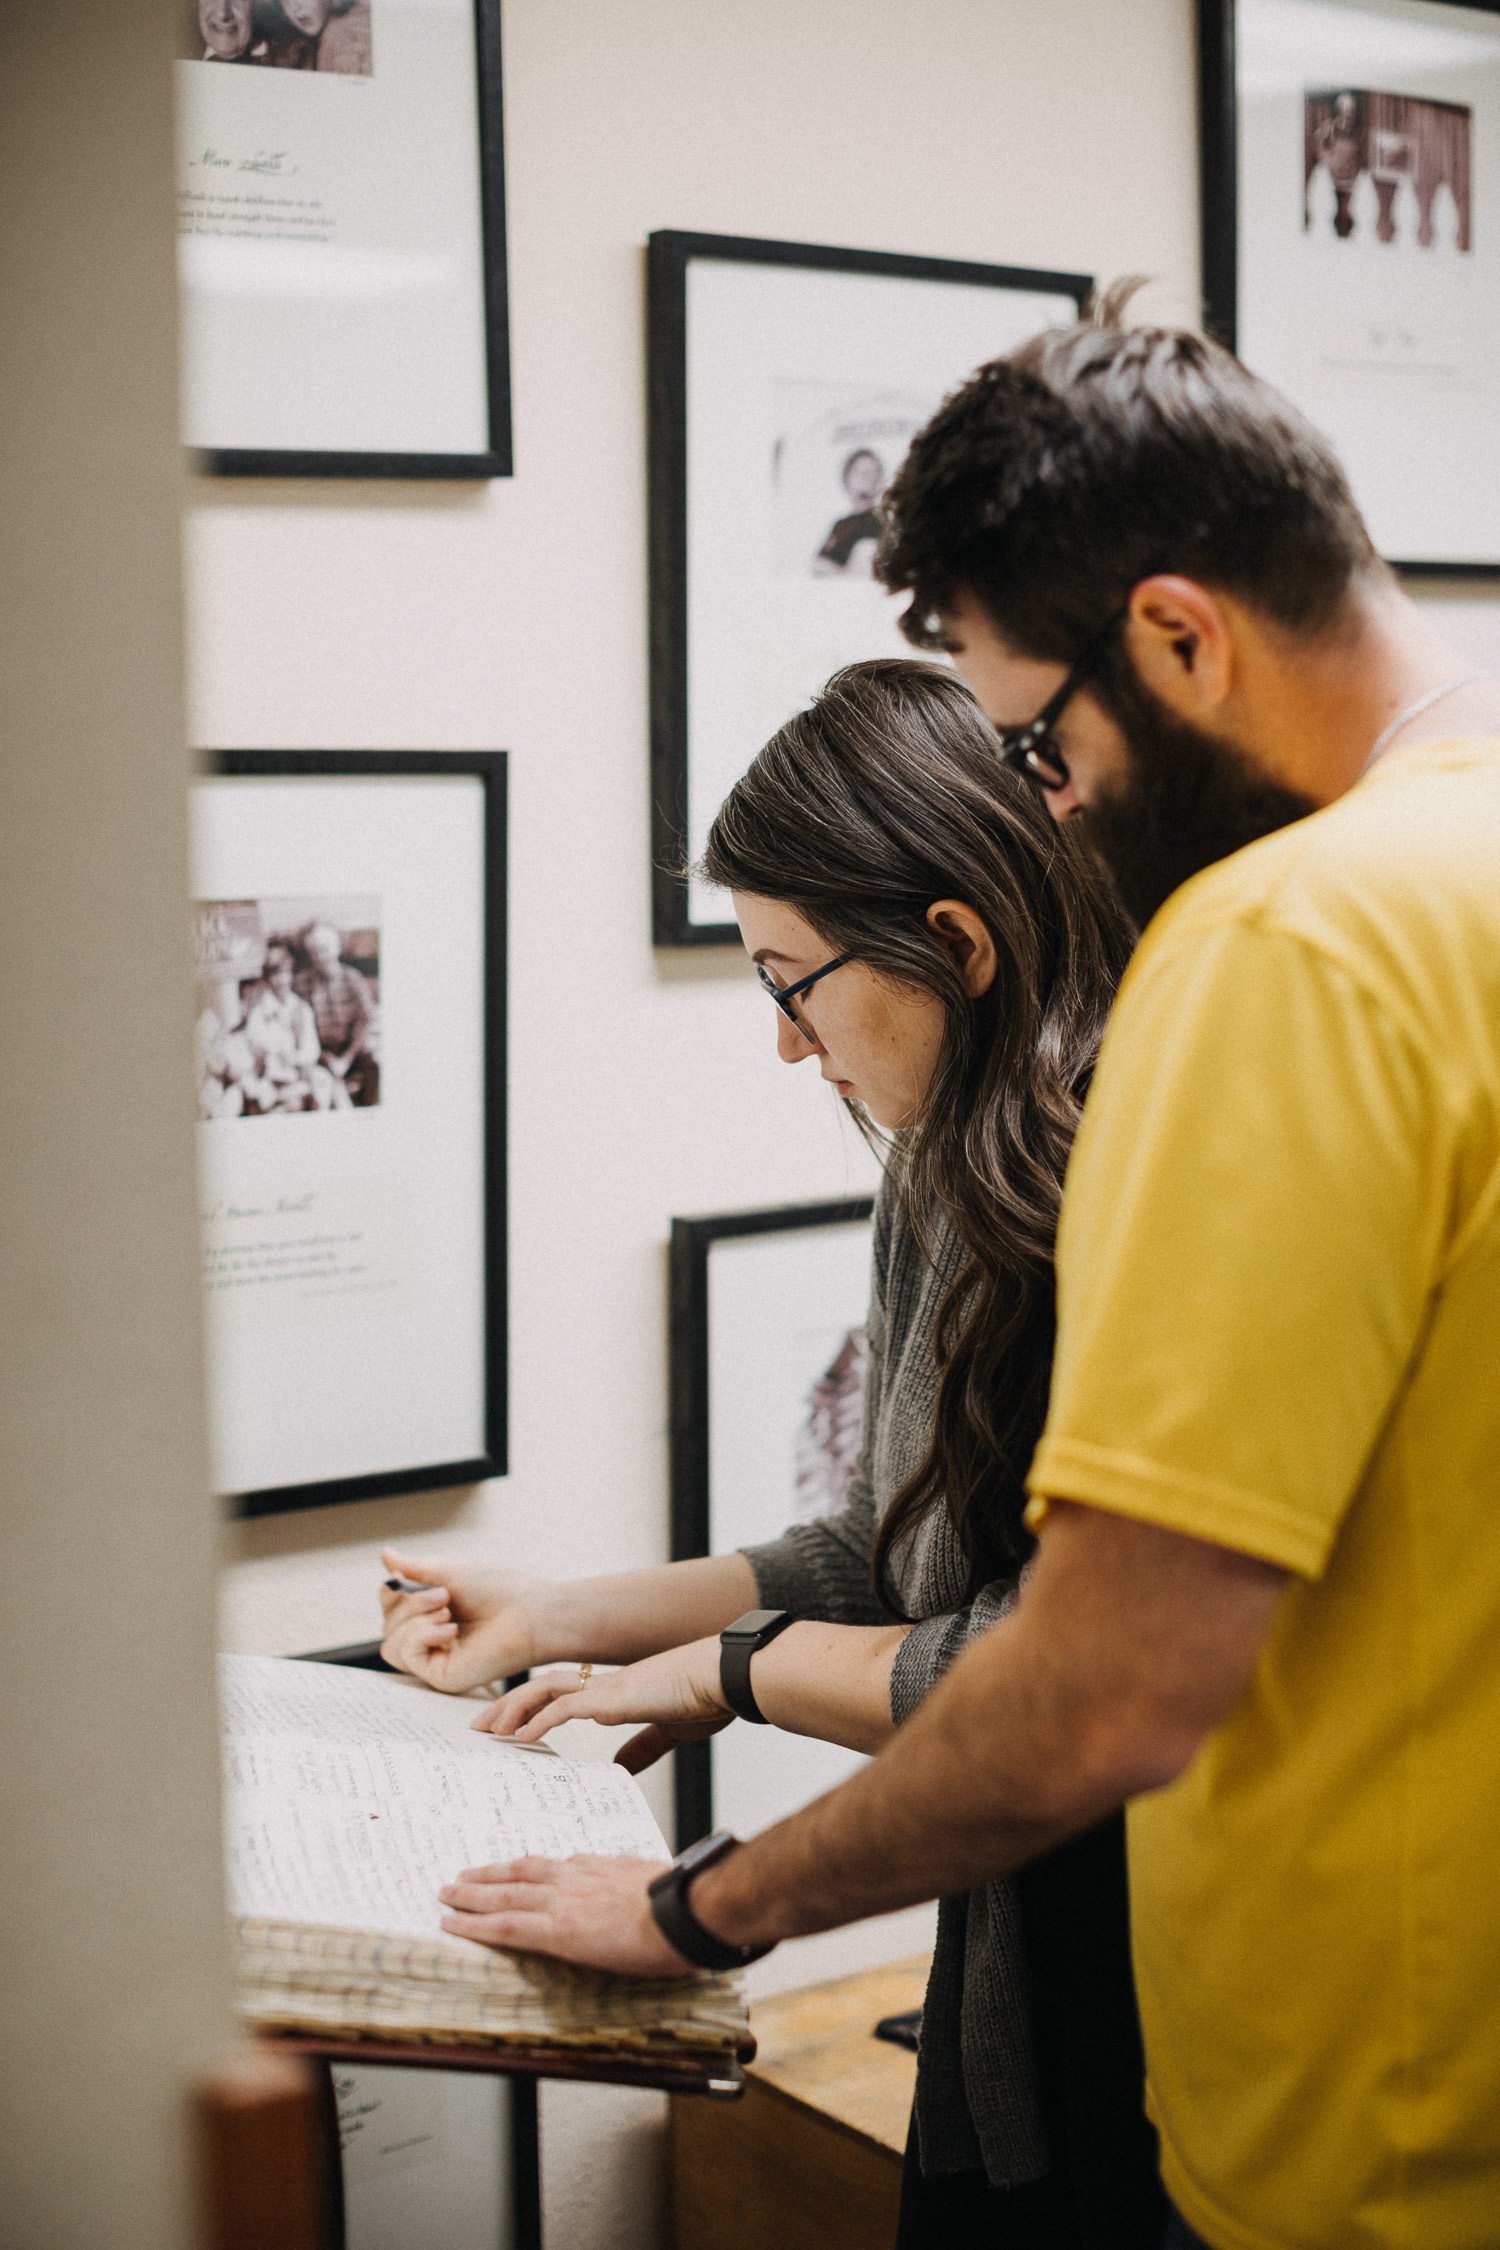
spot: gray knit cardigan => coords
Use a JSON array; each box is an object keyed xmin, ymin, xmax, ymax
[{"xmin": 742, "ymin": 1178, "xmax": 1049, "ymax": 2188}]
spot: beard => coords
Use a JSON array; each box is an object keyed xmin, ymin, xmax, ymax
[{"xmin": 1078, "ymin": 666, "xmax": 1319, "ymax": 930}]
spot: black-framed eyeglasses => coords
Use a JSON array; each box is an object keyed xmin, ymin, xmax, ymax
[
  {"xmin": 755, "ymin": 952, "xmax": 855, "ymax": 1038},
  {"xmin": 995, "ymin": 610, "xmax": 1127, "ymax": 791}
]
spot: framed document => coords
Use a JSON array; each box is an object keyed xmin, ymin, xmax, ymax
[
  {"xmin": 192, "ymin": 751, "xmax": 506, "ymax": 1516},
  {"xmin": 176, "ymin": 0, "xmax": 511, "ymax": 478},
  {"xmin": 1201, "ymin": 0, "xmax": 1500, "ymax": 571},
  {"xmin": 668, "ymin": 1198, "xmax": 875, "ymax": 1846},
  {"xmin": 648, "ymin": 231, "xmax": 1090, "ymax": 945}
]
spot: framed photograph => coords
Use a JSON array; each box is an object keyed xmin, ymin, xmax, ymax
[
  {"xmin": 176, "ymin": 0, "xmax": 511, "ymax": 478},
  {"xmin": 669, "ymin": 1198, "xmax": 876, "ymax": 1845},
  {"xmin": 1200, "ymin": 0, "xmax": 1500, "ymax": 571},
  {"xmin": 192, "ymin": 751, "xmax": 506, "ymax": 1516},
  {"xmin": 648, "ymin": 232, "xmax": 1092, "ymax": 945}
]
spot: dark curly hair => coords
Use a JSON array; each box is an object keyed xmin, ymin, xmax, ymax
[
  {"xmin": 876, "ymin": 312, "xmax": 1381, "ymax": 680},
  {"xmin": 701, "ymin": 658, "xmax": 1133, "ymax": 1609}
]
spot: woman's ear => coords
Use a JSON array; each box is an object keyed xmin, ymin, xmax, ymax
[{"xmin": 926, "ymin": 901, "xmax": 997, "ymax": 998}]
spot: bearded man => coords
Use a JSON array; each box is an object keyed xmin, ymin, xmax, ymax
[{"xmin": 434, "ymin": 316, "xmax": 1500, "ymax": 2250}]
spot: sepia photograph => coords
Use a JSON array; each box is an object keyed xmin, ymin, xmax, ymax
[
  {"xmin": 182, "ymin": 0, "xmax": 372, "ymax": 74},
  {"xmin": 195, "ymin": 894, "xmax": 381, "ymax": 1120},
  {"xmin": 1304, "ymin": 87, "xmax": 1470, "ymax": 251}
]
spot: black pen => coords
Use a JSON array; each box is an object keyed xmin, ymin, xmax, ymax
[{"xmin": 383, "ymin": 1575, "xmax": 434, "ymax": 1595}]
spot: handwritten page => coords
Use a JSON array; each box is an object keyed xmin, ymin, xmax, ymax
[{"xmin": 221, "ymin": 1656, "xmax": 669, "ymax": 1943}]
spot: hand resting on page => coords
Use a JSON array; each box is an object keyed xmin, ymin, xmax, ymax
[{"xmin": 472, "ymin": 1638, "xmax": 734, "ymax": 1774}]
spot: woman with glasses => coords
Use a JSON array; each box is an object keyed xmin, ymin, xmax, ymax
[{"xmin": 379, "ymin": 657, "xmax": 1157, "ymax": 2249}]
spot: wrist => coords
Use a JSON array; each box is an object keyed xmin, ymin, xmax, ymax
[
  {"xmin": 520, "ymin": 1577, "xmax": 574, "ymax": 1666},
  {"xmin": 682, "ymin": 1847, "xmax": 778, "ymax": 1957},
  {"xmin": 647, "ymin": 1832, "xmax": 777, "ymax": 1969}
]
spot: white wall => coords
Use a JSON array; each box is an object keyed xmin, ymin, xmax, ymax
[
  {"xmin": 0, "ymin": 5, "xmax": 237, "ymax": 2245},
  {"xmin": 194, "ymin": 0, "xmax": 1500, "ymax": 2241}
]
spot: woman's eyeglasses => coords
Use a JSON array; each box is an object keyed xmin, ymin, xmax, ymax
[
  {"xmin": 994, "ymin": 611, "xmax": 1126, "ymax": 792},
  {"xmin": 755, "ymin": 952, "xmax": 855, "ymax": 1039}
]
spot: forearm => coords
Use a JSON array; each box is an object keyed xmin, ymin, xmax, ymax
[
  {"xmin": 688, "ymin": 1501, "xmax": 1287, "ymax": 1951},
  {"xmin": 747, "ymin": 1621, "xmax": 906, "ymax": 1754},
  {"xmin": 691, "ymin": 1608, "xmax": 1086, "ymax": 1946},
  {"xmin": 531, "ymin": 1552, "xmax": 759, "ymax": 1665}
]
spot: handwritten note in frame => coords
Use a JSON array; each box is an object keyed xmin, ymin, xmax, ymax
[
  {"xmin": 192, "ymin": 752, "xmax": 507, "ymax": 1516},
  {"xmin": 174, "ymin": 0, "xmax": 511, "ymax": 478}
]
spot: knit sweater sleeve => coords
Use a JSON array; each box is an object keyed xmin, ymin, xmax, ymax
[
  {"xmin": 888, "ymin": 1576, "xmax": 1017, "ymax": 1725},
  {"xmin": 739, "ymin": 1183, "xmax": 892, "ymax": 1629}
]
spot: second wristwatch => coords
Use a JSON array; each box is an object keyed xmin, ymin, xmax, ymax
[{"xmin": 718, "ymin": 1607, "xmax": 794, "ymax": 1724}]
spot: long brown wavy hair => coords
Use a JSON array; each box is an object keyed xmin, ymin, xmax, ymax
[{"xmin": 701, "ymin": 659, "xmax": 1133, "ymax": 1610}]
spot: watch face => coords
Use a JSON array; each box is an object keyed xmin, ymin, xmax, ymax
[{"xmin": 724, "ymin": 1609, "xmax": 785, "ymax": 1641}]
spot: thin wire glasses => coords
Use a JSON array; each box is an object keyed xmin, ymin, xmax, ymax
[
  {"xmin": 994, "ymin": 611, "xmax": 1127, "ymax": 791},
  {"xmin": 755, "ymin": 952, "xmax": 855, "ymax": 1040}
]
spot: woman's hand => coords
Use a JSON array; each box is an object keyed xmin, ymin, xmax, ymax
[
  {"xmin": 378, "ymin": 1546, "xmax": 545, "ymax": 1693},
  {"xmin": 472, "ymin": 1638, "xmax": 733, "ymax": 1773}
]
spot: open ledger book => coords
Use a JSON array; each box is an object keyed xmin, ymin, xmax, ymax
[{"xmin": 222, "ymin": 1655, "xmax": 751, "ymax": 2065}]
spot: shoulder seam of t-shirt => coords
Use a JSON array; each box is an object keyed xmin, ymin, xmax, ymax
[
  {"xmin": 1129, "ymin": 890, "xmax": 1467, "ymax": 1116},
  {"xmin": 1027, "ymin": 1436, "xmax": 1333, "ymax": 1578},
  {"xmin": 1122, "ymin": 916, "xmax": 1496, "ymax": 1275}
]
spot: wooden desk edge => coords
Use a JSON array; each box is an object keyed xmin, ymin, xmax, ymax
[{"xmin": 261, "ymin": 2030, "xmax": 753, "ymax": 2096}]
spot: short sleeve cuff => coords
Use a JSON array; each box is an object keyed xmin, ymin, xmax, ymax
[{"xmin": 1027, "ymin": 1436, "xmax": 1332, "ymax": 1579}]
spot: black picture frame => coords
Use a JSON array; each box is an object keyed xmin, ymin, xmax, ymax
[
  {"xmin": 200, "ymin": 749, "xmax": 507, "ymax": 1518},
  {"xmin": 668, "ymin": 1196, "xmax": 874, "ymax": 1845},
  {"xmin": 1197, "ymin": 0, "xmax": 1500, "ymax": 578},
  {"xmin": 648, "ymin": 231, "xmax": 1093, "ymax": 947},
  {"xmin": 187, "ymin": 0, "xmax": 512, "ymax": 482}
]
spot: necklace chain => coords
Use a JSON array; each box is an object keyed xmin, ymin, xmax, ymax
[{"xmin": 1359, "ymin": 672, "xmax": 1491, "ymax": 778}]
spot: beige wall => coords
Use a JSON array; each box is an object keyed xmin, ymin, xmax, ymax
[
  {"xmin": 0, "ymin": 5, "xmax": 236, "ymax": 2246},
  {"xmin": 206, "ymin": 0, "xmax": 1203, "ymax": 1646},
  {"xmin": 191, "ymin": 1, "xmax": 1500, "ymax": 2244}
]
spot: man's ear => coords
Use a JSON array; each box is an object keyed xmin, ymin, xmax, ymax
[
  {"xmin": 1124, "ymin": 575, "xmax": 1234, "ymax": 718},
  {"xmin": 926, "ymin": 901, "xmax": 997, "ymax": 998}
]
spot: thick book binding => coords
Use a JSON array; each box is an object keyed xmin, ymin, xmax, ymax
[{"xmin": 220, "ymin": 1655, "xmax": 752, "ymax": 2077}]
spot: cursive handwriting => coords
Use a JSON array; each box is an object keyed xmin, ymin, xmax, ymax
[
  {"xmin": 202, "ymin": 1192, "xmax": 317, "ymax": 1224},
  {"xmin": 190, "ymin": 146, "xmax": 300, "ymax": 177}
]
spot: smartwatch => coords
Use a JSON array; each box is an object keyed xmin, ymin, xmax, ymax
[
  {"xmin": 718, "ymin": 1607, "xmax": 794, "ymax": 1724},
  {"xmin": 647, "ymin": 1829, "xmax": 775, "ymax": 1971}
]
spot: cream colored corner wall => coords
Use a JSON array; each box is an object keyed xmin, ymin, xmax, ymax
[
  {"xmin": 190, "ymin": 0, "xmax": 1500, "ymax": 2241},
  {"xmin": 205, "ymin": 0, "xmax": 1204, "ymax": 1643},
  {"xmin": 0, "ymin": 5, "xmax": 237, "ymax": 2246}
]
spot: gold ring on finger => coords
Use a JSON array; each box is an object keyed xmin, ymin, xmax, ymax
[{"xmin": 577, "ymin": 1663, "xmax": 592, "ymax": 1687}]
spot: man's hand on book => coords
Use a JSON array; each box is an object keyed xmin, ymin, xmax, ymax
[
  {"xmin": 379, "ymin": 1547, "xmax": 541, "ymax": 1693},
  {"xmin": 438, "ymin": 1854, "xmax": 690, "ymax": 1975},
  {"xmin": 470, "ymin": 1639, "xmax": 733, "ymax": 1772}
]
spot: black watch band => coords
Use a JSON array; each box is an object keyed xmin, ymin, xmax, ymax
[
  {"xmin": 647, "ymin": 1830, "xmax": 775, "ymax": 1971},
  {"xmin": 719, "ymin": 1607, "xmax": 794, "ymax": 1724}
]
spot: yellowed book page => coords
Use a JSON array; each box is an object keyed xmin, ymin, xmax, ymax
[{"xmin": 221, "ymin": 1654, "xmax": 669, "ymax": 1947}]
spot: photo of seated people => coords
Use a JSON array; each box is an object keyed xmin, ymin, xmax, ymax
[
  {"xmin": 195, "ymin": 898, "xmax": 381, "ymax": 1118},
  {"xmin": 185, "ymin": 0, "xmax": 372, "ymax": 74}
]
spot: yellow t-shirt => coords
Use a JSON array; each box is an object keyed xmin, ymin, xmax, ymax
[{"xmin": 1029, "ymin": 739, "xmax": 1500, "ymax": 2250}]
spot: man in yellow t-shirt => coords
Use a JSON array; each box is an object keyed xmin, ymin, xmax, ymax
[
  {"xmin": 1024, "ymin": 735, "xmax": 1500, "ymax": 2248},
  {"xmin": 430, "ymin": 323, "xmax": 1500, "ymax": 2248}
]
